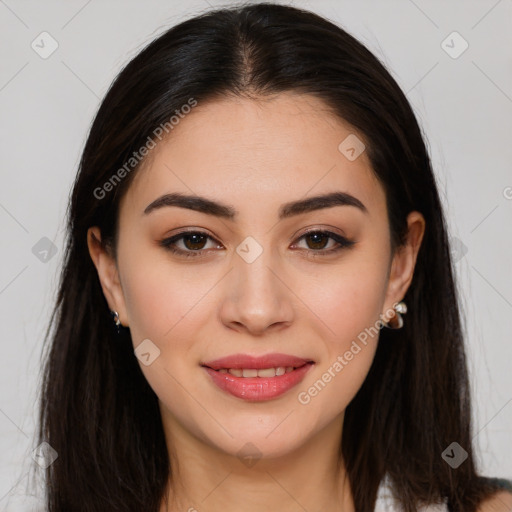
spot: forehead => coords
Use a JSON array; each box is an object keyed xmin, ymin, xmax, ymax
[{"xmin": 121, "ymin": 92, "xmax": 385, "ymax": 219}]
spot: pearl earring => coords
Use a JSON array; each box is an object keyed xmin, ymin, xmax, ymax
[{"xmin": 381, "ymin": 301, "xmax": 407, "ymax": 329}]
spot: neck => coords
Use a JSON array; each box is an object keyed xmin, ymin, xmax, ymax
[{"xmin": 158, "ymin": 410, "xmax": 354, "ymax": 512}]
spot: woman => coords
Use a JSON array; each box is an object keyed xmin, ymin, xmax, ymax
[{"xmin": 36, "ymin": 3, "xmax": 512, "ymax": 511}]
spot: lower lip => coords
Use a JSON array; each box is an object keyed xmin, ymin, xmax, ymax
[{"xmin": 203, "ymin": 363, "xmax": 314, "ymax": 401}]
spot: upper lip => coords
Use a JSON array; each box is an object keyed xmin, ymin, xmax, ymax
[{"xmin": 202, "ymin": 353, "xmax": 314, "ymax": 370}]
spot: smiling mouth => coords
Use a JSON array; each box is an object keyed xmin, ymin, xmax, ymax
[
  {"xmin": 201, "ymin": 361, "xmax": 315, "ymax": 401},
  {"xmin": 205, "ymin": 365, "xmax": 309, "ymax": 378}
]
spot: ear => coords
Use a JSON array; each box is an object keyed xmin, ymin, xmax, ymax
[
  {"xmin": 87, "ymin": 226, "xmax": 129, "ymax": 327},
  {"xmin": 382, "ymin": 211, "xmax": 425, "ymax": 320}
]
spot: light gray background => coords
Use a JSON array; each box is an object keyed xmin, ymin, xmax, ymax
[{"xmin": 1, "ymin": 0, "xmax": 511, "ymax": 509}]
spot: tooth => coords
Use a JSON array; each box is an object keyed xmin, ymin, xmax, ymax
[
  {"xmin": 257, "ymin": 367, "xmax": 276, "ymax": 378},
  {"xmin": 223, "ymin": 367, "xmax": 293, "ymax": 377}
]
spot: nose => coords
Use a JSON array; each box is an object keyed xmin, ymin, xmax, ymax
[{"xmin": 219, "ymin": 247, "xmax": 295, "ymax": 336}]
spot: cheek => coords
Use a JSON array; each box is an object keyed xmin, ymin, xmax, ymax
[
  {"xmin": 293, "ymin": 254, "xmax": 389, "ymax": 413},
  {"xmin": 119, "ymin": 245, "xmax": 210, "ymax": 344},
  {"xmin": 304, "ymin": 254, "xmax": 389, "ymax": 349},
  {"xmin": 118, "ymin": 251, "xmax": 210, "ymax": 422}
]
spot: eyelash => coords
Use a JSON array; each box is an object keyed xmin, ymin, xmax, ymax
[{"xmin": 159, "ymin": 229, "xmax": 356, "ymax": 259}]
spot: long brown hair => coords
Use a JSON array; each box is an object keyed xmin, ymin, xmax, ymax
[{"xmin": 36, "ymin": 3, "xmax": 502, "ymax": 510}]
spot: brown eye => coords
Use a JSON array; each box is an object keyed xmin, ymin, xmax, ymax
[
  {"xmin": 303, "ymin": 232, "xmax": 332, "ymax": 250},
  {"xmin": 181, "ymin": 233, "xmax": 208, "ymax": 251},
  {"xmin": 160, "ymin": 228, "xmax": 355, "ymax": 259},
  {"xmin": 293, "ymin": 230, "xmax": 356, "ymax": 254},
  {"xmin": 160, "ymin": 230, "xmax": 222, "ymax": 258}
]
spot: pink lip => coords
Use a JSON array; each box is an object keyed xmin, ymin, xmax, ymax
[{"xmin": 201, "ymin": 353, "xmax": 315, "ymax": 401}]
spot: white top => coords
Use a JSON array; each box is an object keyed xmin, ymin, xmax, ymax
[{"xmin": 375, "ymin": 474, "xmax": 448, "ymax": 511}]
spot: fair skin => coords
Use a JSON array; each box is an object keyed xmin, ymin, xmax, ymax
[
  {"xmin": 87, "ymin": 92, "xmax": 511, "ymax": 511},
  {"xmin": 479, "ymin": 492, "xmax": 512, "ymax": 512}
]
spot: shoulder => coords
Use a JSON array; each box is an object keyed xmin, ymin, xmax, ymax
[
  {"xmin": 476, "ymin": 478, "xmax": 512, "ymax": 512},
  {"xmin": 476, "ymin": 490, "xmax": 512, "ymax": 511}
]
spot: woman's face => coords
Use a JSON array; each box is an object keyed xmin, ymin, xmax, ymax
[{"xmin": 89, "ymin": 92, "xmax": 424, "ymax": 460}]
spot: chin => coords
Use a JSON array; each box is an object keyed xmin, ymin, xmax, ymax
[
  {"xmin": 222, "ymin": 437, "xmax": 306, "ymax": 465},
  {"xmin": 197, "ymin": 415, "xmax": 316, "ymax": 462}
]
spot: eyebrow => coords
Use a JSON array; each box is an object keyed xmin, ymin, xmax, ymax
[{"xmin": 143, "ymin": 191, "xmax": 368, "ymax": 219}]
